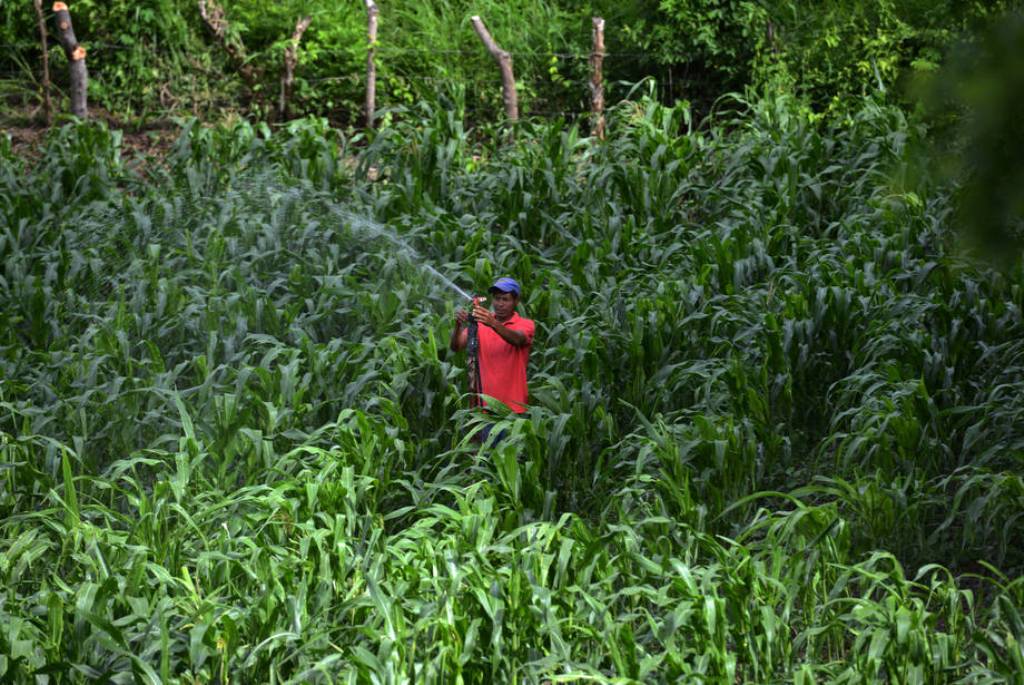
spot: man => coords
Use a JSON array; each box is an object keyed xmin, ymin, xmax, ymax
[{"xmin": 449, "ymin": 277, "xmax": 535, "ymax": 418}]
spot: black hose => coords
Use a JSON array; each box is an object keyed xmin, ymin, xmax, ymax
[{"xmin": 466, "ymin": 314, "xmax": 483, "ymax": 408}]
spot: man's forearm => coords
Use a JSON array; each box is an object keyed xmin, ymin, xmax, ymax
[
  {"xmin": 491, "ymin": 321, "xmax": 527, "ymax": 347},
  {"xmin": 450, "ymin": 323, "xmax": 468, "ymax": 351}
]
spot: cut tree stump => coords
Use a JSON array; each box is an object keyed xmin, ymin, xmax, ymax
[
  {"xmin": 364, "ymin": 0, "xmax": 379, "ymax": 128},
  {"xmin": 52, "ymin": 1, "xmax": 87, "ymax": 118}
]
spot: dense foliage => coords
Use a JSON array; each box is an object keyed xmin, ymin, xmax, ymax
[
  {"xmin": 921, "ymin": 12, "xmax": 1024, "ymax": 260},
  {"xmin": 2, "ymin": 95, "xmax": 1023, "ymax": 681},
  {"xmin": 604, "ymin": 0, "xmax": 1018, "ymax": 112},
  {"xmin": 2, "ymin": 0, "xmax": 1020, "ymax": 123},
  {"xmin": 1, "ymin": 0, "xmax": 591, "ymax": 123},
  {"xmin": 0, "ymin": 0, "xmax": 218, "ymax": 119}
]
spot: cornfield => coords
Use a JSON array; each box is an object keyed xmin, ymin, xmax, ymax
[{"xmin": 2, "ymin": 96, "xmax": 1023, "ymax": 683}]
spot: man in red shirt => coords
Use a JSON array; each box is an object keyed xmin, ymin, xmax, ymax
[{"xmin": 449, "ymin": 277, "xmax": 535, "ymax": 418}]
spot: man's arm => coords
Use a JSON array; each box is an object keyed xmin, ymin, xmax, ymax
[
  {"xmin": 449, "ymin": 310, "xmax": 469, "ymax": 351},
  {"xmin": 471, "ymin": 304, "xmax": 528, "ymax": 348}
]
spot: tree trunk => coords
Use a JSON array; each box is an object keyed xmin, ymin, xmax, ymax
[
  {"xmin": 278, "ymin": 15, "xmax": 312, "ymax": 120},
  {"xmin": 590, "ymin": 17, "xmax": 606, "ymax": 139},
  {"xmin": 364, "ymin": 0, "xmax": 379, "ymax": 128},
  {"xmin": 470, "ymin": 15, "xmax": 518, "ymax": 122},
  {"xmin": 197, "ymin": 0, "xmax": 260, "ymax": 99},
  {"xmin": 51, "ymin": 1, "xmax": 87, "ymax": 118},
  {"xmin": 34, "ymin": 0, "xmax": 53, "ymax": 125}
]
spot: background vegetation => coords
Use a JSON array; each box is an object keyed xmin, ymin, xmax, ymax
[{"xmin": 1, "ymin": 0, "xmax": 1019, "ymax": 124}]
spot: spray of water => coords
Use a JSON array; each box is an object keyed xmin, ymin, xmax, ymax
[
  {"xmin": 327, "ymin": 204, "xmax": 476, "ymax": 302},
  {"xmin": 45, "ymin": 169, "xmax": 479, "ymax": 333},
  {"xmin": 199, "ymin": 174, "xmax": 479, "ymax": 305},
  {"xmin": 421, "ymin": 264, "xmax": 474, "ymax": 301}
]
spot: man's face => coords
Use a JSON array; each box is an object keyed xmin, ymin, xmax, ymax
[{"xmin": 490, "ymin": 290, "xmax": 519, "ymax": 321}]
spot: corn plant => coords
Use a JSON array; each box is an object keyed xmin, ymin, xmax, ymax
[{"xmin": 2, "ymin": 97, "xmax": 1023, "ymax": 682}]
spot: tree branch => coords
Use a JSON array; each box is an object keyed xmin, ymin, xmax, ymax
[
  {"xmin": 34, "ymin": 0, "xmax": 53, "ymax": 125},
  {"xmin": 278, "ymin": 15, "xmax": 312, "ymax": 120},
  {"xmin": 197, "ymin": 0, "xmax": 260, "ymax": 97},
  {"xmin": 470, "ymin": 15, "xmax": 518, "ymax": 122},
  {"xmin": 590, "ymin": 17, "xmax": 606, "ymax": 139}
]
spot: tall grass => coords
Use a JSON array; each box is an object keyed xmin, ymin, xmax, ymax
[{"xmin": 2, "ymin": 96, "xmax": 1023, "ymax": 682}]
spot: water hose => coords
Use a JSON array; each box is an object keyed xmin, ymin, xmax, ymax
[{"xmin": 466, "ymin": 297, "xmax": 483, "ymax": 408}]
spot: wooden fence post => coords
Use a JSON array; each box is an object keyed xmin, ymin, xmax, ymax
[
  {"xmin": 364, "ymin": 0, "xmax": 379, "ymax": 128},
  {"xmin": 278, "ymin": 15, "xmax": 312, "ymax": 120},
  {"xmin": 51, "ymin": 1, "xmax": 87, "ymax": 118},
  {"xmin": 198, "ymin": 0, "xmax": 261, "ymax": 103},
  {"xmin": 590, "ymin": 17, "xmax": 605, "ymax": 139},
  {"xmin": 470, "ymin": 15, "xmax": 518, "ymax": 122},
  {"xmin": 33, "ymin": 0, "xmax": 53, "ymax": 125}
]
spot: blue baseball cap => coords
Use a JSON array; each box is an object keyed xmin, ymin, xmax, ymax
[{"xmin": 489, "ymin": 277, "xmax": 521, "ymax": 296}]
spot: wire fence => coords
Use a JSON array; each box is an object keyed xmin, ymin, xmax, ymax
[
  {"xmin": 0, "ymin": 42, "xmax": 653, "ymax": 59},
  {"xmin": 1, "ymin": 31, "xmax": 685, "ymax": 124}
]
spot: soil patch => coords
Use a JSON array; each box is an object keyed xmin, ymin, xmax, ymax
[{"xmin": 4, "ymin": 107, "xmax": 179, "ymax": 171}]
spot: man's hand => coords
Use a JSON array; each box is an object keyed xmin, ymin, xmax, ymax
[
  {"xmin": 450, "ymin": 308, "xmax": 469, "ymax": 351},
  {"xmin": 472, "ymin": 302, "xmax": 498, "ymax": 328}
]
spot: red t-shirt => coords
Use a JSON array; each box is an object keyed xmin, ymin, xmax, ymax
[{"xmin": 478, "ymin": 311, "xmax": 535, "ymax": 413}]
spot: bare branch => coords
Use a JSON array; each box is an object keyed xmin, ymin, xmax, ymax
[
  {"xmin": 365, "ymin": 0, "xmax": 379, "ymax": 128},
  {"xmin": 590, "ymin": 17, "xmax": 606, "ymax": 139},
  {"xmin": 278, "ymin": 15, "xmax": 312, "ymax": 120},
  {"xmin": 198, "ymin": 0, "xmax": 260, "ymax": 95},
  {"xmin": 34, "ymin": 0, "xmax": 52, "ymax": 125},
  {"xmin": 470, "ymin": 15, "xmax": 518, "ymax": 122}
]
